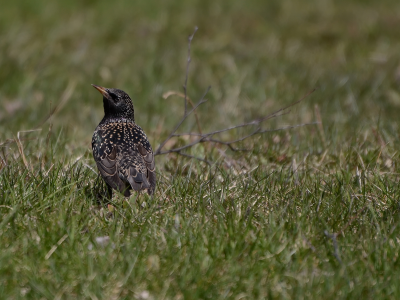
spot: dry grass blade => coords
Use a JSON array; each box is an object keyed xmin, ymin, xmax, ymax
[
  {"xmin": 15, "ymin": 129, "xmax": 42, "ymax": 173},
  {"xmin": 45, "ymin": 234, "xmax": 69, "ymax": 260},
  {"xmin": 37, "ymin": 80, "xmax": 76, "ymax": 128}
]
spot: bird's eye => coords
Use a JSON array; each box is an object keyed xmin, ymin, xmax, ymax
[{"xmin": 108, "ymin": 92, "xmax": 119, "ymax": 102}]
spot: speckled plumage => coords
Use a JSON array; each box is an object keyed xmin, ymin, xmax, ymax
[{"xmin": 91, "ymin": 85, "xmax": 156, "ymax": 198}]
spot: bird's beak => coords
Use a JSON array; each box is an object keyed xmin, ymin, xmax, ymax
[{"xmin": 91, "ymin": 84, "xmax": 108, "ymax": 96}]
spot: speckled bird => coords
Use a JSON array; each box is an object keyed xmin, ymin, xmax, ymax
[{"xmin": 91, "ymin": 84, "xmax": 156, "ymax": 199}]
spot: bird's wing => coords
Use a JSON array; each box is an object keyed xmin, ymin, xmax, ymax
[
  {"xmin": 137, "ymin": 144, "xmax": 156, "ymax": 195},
  {"xmin": 95, "ymin": 145, "xmax": 130, "ymax": 197},
  {"xmin": 138, "ymin": 144, "xmax": 156, "ymax": 195},
  {"xmin": 93, "ymin": 123, "xmax": 156, "ymax": 196},
  {"xmin": 119, "ymin": 145, "xmax": 154, "ymax": 194}
]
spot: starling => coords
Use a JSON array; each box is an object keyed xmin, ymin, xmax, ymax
[{"xmin": 91, "ymin": 84, "xmax": 156, "ymax": 199}]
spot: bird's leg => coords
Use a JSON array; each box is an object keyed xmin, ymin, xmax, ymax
[
  {"xmin": 131, "ymin": 190, "xmax": 146, "ymax": 210},
  {"xmin": 134, "ymin": 191, "xmax": 141, "ymax": 204},
  {"xmin": 106, "ymin": 184, "xmax": 113, "ymax": 201}
]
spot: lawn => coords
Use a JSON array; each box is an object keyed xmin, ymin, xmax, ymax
[{"xmin": 1, "ymin": 0, "xmax": 400, "ymax": 299}]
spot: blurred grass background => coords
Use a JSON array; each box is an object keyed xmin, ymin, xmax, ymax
[
  {"xmin": 2, "ymin": 0, "xmax": 400, "ymax": 298},
  {"xmin": 2, "ymin": 0, "xmax": 400, "ymax": 149}
]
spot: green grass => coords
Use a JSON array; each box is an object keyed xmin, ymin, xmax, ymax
[{"xmin": 2, "ymin": 0, "xmax": 400, "ymax": 298}]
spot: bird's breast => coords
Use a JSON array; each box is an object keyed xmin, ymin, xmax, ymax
[{"xmin": 92, "ymin": 121, "xmax": 152, "ymax": 159}]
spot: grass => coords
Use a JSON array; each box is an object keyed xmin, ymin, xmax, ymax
[{"xmin": 1, "ymin": 0, "xmax": 400, "ymax": 298}]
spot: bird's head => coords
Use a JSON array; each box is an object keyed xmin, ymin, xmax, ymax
[{"xmin": 92, "ymin": 84, "xmax": 135, "ymax": 122}]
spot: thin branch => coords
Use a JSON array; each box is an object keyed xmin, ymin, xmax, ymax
[
  {"xmin": 260, "ymin": 88, "xmax": 316, "ymax": 122},
  {"xmin": 163, "ymin": 91, "xmax": 203, "ymax": 134},
  {"xmin": 156, "ymin": 137, "xmax": 207, "ymax": 155},
  {"xmin": 177, "ymin": 152, "xmax": 212, "ymax": 165},
  {"xmin": 205, "ymin": 128, "xmax": 262, "ymax": 151},
  {"xmin": 156, "ymin": 94, "xmax": 316, "ymax": 158},
  {"xmin": 183, "ymin": 26, "xmax": 198, "ymax": 116},
  {"xmin": 172, "ymin": 122, "xmax": 318, "ymax": 138},
  {"xmin": 168, "ymin": 89, "xmax": 315, "ymax": 141},
  {"xmin": 155, "ymin": 28, "xmax": 316, "ymax": 163},
  {"xmin": 157, "ymin": 123, "xmax": 318, "ymax": 155},
  {"xmin": 195, "ymin": 109, "xmax": 292, "ymax": 137},
  {"xmin": 258, "ymin": 122, "xmax": 319, "ymax": 133},
  {"xmin": 155, "ymin": 86, "xmax": 210, "ymax": 155}
]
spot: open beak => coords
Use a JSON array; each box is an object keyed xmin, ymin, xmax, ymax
[{"xmin": 91, "ymin": 84, "xmax": 108, "ymax": 96}]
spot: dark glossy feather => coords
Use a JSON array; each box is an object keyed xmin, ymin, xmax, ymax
[{"xmin": 92, "ymin": 86, "xmax": 156, "ymax": 198}]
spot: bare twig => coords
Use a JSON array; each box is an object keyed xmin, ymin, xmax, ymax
[
  {"xmin": 177, "ymin": 152, "xmax": 212, "ymax": 165},
  {"xmin": 155, "ymin": 86, "xmax": 210, "ymax": 155},
  {"xmin": 155, "ymin": 28, "xmax": 316, "ymax": 163},
  {"xmin": 172, "ymin": 122, "xmax": 319, "ymax": 143},
  {"xmin": 176, "ymin": 90, "xmax": 315, "ymax": 139},
  {"xmin": 163, "ymin": 91, "xmax": 203, "ymax": 134},
  {"xmin": 183, "ymin": 26, "xmax": 198, "ymax": 116},
  {"xmin": 155, "ymin": 91, "xmax": 316, "ymax": 157}
]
